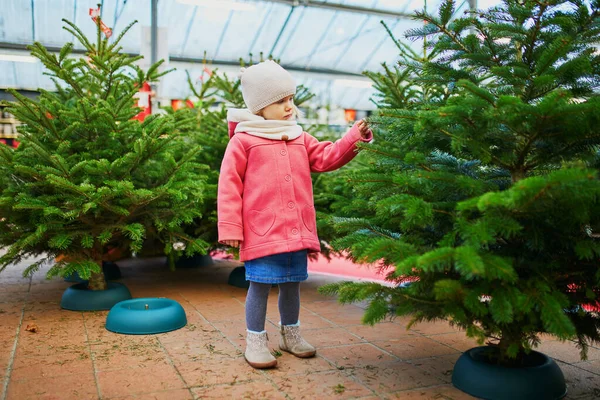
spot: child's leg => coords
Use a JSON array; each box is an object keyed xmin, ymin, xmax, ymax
[
  {"xmin": 245, "ymin": 281, "xmax": 271, "ymax": 332},
  {"xmin": 278, "ymin": 282, "xmax": 316, "ymax": 358},
  {"xmin": 244, "ymin": 281, "xmax": 276, "ymax": 369},
  {"xmin": 278, "ymin": 282, "xmax": 300, "ymax": 325}
]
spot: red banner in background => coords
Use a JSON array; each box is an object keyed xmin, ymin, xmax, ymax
[
  {"xmin": 344, "ymin": 109, "xmax": 356, "ymax": 122},
  {"xmin": 133, "ymin": 82, "xmax": 153, "ymax": 121},
  {"xmin": 89, "ymin": 6, "xmax": 113, "ymax": 38},
  {"xmin": 171, "ymin": 99, "xmax": 195, "ymax": 111}
]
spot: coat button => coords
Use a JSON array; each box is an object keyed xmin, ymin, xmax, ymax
[
  {"xmin": 280, "ymin": 149, "xmax": 287, "ymax": 156},
  {"xmin": 287, "ymin": 201, "xmax": 295, "ymax": 209},
  {"xmin": 292, "ymin": 228, "xmax": 299, "ymax": 235},
  {"xmin": 284, "ymin": 175, "xmax": 291, "ymax": 182}
]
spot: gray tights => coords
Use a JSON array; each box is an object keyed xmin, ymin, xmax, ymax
[{"xmin": 245, "ymin": 281, "xmax": 300, "ymax": 332}]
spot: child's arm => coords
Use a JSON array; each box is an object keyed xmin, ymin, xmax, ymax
[
  {"xmin": 304, "ymin": 119, "xmax": 373, "ymax": 173},
  {"xmin": 217, "ymin": 136, "xmax": 247, "ymax": 246}
]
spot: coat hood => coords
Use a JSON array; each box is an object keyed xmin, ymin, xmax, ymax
[{"xmin": 226, "ymin": 108, "xmax": 259, "ymax": 139}]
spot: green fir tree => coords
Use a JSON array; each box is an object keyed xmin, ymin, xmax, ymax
[
  {"xmin": 320, "ymin": 0, "xmax": 600, "ymax": 365},
  {"xmin": 0, "ymin": 18, "xmax": 210, "ymax": 290}
]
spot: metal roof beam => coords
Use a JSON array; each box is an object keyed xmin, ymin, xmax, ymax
[
  {"xmin": 269, "ymin": 7, "xmax": 295, "ymax": 56},
  {"xmin": 213, "ymin": 10, "xmax": 235, "ymax": 60},
  {"xmin": 256, "ymin": 0, "xmax": 412, "ymax": 19},
  {"xmin": 0, "ymin": 42, "xmax": 365, "ymax": 78}
]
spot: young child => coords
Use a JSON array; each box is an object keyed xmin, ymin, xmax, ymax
[{"xmin": 217, "ymin": 60, "xmax": 372, "ymax": 369}]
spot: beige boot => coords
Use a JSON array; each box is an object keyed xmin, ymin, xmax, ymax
[
  {"xmin": 279, "ymin": 322, "xmax": 316, "ymax": 358},
  {"xmin": 245, "ymin": 330, "xmax": 277, "ymax": 369}
]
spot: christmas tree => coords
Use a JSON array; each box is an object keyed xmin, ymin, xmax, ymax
[
  {"xmin": 320, "ymin": 0, "xmax": 600, "ymax": 365},
  {"xmin": 0, "ymin": 18, "xmax": 210, "ymax": 290}
]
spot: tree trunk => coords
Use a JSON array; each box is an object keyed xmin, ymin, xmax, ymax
[
  {"xmin": 87, "ymin": 244, "xmax": 107, "ymax": 291},
  {"xmin": 88, "ymin": 270, "xmax": 107, "ymax": 291},
  {"xmin": 511, "ymin": 168, "xmax": 527, "ymax": 183},
  {"xmin": 497, "ymin": 333, "xmax": 525, "ymax": 367}
]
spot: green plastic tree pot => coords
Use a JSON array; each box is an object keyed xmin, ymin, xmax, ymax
[
  {"xmin": 105, "ymin": 298, "xmax": 187, "ymax": 335},
  {"xmin": 452, "ymin": 346, "xmax": 567, "ymax": 400},
  {"xmin": 60, "ymin": 282, "xmax": 132, "ymax": 311}
]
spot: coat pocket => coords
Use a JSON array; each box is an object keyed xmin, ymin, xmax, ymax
[
  {"xmin": 301, "ymin": 205, "xmax": 316, "ymax": 233},
  {"xmin": 248, "ymin": 207, "xmax": 276, "ymax": 236}
]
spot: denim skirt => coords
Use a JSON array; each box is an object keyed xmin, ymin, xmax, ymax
[{"xmin": 244, "ymin": 249, "xmax": 308, "ymax": 284}]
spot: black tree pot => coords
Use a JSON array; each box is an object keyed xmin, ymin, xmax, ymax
[
  {"xmin": 452, "ymin": 346, "xmax": 567, "ymax": 400},
  {"xmin": 174, "ymin": 254, "xmax": 214, "ymax": 268}
]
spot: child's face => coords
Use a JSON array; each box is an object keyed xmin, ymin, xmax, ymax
[{"xmin": 260, "ymin": 95, "xmax": 295, "ymax": 121}]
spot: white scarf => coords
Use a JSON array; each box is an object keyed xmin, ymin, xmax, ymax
[{"xmin": 227, "ymin": 108, "xmax": 303, "ymax": 141}]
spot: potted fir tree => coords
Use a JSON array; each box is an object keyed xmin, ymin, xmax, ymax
[
  {"xmin": 0, "ymin": 18, "xmax": 210, "ymax": 310},
  {"xmin": 320, "ymin": 0, "xmax": 600, "ymax": 398}
]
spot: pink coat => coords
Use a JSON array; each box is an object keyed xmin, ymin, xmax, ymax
[{"xmin": 217, "ymin": 120, "xmax": 373, "ymax": 261}]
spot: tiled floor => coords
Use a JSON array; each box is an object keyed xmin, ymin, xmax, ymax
[{"xmin": 1, "ymin": 255, "xmax": 599, "ymax": 399}]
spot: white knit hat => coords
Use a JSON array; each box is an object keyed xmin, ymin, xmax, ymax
[{"xmin": 239, "ymin": 60, "xmax": 296, "ymax": 114}]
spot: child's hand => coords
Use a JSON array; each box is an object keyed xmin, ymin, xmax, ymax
[
  {"xmin": 223, "ymin": 240, "xmax": 240, "ymax": 248},
  {"xmin": 357, "ymin": 119, "xmax": 371, "ymax": 139}
]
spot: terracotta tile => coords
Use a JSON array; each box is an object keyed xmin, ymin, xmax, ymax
[
  {"xmin": 211, "ymin": 320, "xmax": 279, "ymax": 351},
  {"xmin": 556, "ymin": 362, "xmax": 600, "ymax": 399},
  {"xmin": 426, "ymin": 332, "xmax": 481, "ymax": 353},
  {"xmin": 273, "ymin": 370, "xmax": 373, "ymax": 399},
  {"xmin": 15, "ymin": 337, "xmax": 88, "ymax": 359},
  {"xmin": 372, "ymin": 337, "xmax": 459, "ymax": 360},
  {"xmin": 2, "ymin": 284, "xmax": 30, "ymax": 293},
  {"xmin": 0, "ymin": 303, "xmax": 25, "ymax": 317},
  {"xmin": 263, "ymin": 354, "xmax": 336, "ymax": 377},
  {"xmin": 176, "ymin": 357, "xmax": 262, "ymax": 387},
  {"xmin": 97, "ymin": 365, "xmax": 186, "ymax": 398},
  {"xmin": 23, "ymin": 309, "xmax": 84, "ymax": 323},
  {"xmin": 0, "ymin": 292, "xmax": 28, "ymax": 303},
  {"xmin": 193, "ymin": 299, "xmax": 245, "ymax": 322},
  {"xmin": 0, "ymin": 325, "xmax": 18, "ymax": 343},
  {"xmin": 265, "ymin": 312, "xmax": 335, "ymax": 330},
  {"xmin": 22, "ymin": 301, "xmax": 64, "ymax": 314},
  {"xmin": 6, "ymin": 372, "xmax": 98, "ymax": 400},
  {"xmin": 91, "ymin": 338, "xmax": 170, "ymax": 371},
  {"xmin": 574, "ymin": 360, "xmax": 600, "ymax": 375},
  {"xmin": 408, "ymin": 321, "xmax": 459, "ymax": 336},
  {"xmin": 298, "ymin": 289, "xmax": 336, "ymax": 303},
  {"xmin": 409, "ymin": 354, "xmax": 462, "ymax": 384},
  {"xmin": 302, "ymin": 300, "xmax": 365, "ymax": 315},
  {"xmin": 319, "ymin": 344, "xmax": 397, "ymax": 369},
  {"xmin": 156, "ymin": 320, "xmax": 222, "ymax": 344},
  {"xmin": 29, "ymin": 281, "xmax": 72, "ymax": 292},
  {"xmin": 350, "ymin": 360, "xmax": 443, "ymax": 394},
  {"xmin": 103, "ymin": 388, "xmax": 194, "ymax": 400},
  {"xmin": 318, "ymin": 308, "xmax": 371, "ymax": 327},
  {"xmin": 298, "ymin": 327, "xmax": 365, "ymax": 348},
  {"xmin": 345, "ymin": 322, "xmax": 417, "ymax": 342},
  {"xmin": 11, "ymin": 351, "xmax": 93, "ymax": 380},
  {"xmin": 192, "ymin": 380, "xmax": 286, "ymax": 399},
  {"xmin": 84, "ymin": 319, "xmax": 123, "ymax": 344},
  {"xmin": 536, "ymin": 340, "xmax": 600, "ymax": 364},
  {"xmin": 18, "ymin": 322, "xmax": 87, "ymax": 349},
  {"xmin": 0, "ymin": 351, "xmax": 11, "ymax": 379},
  {"xmin": 389, "ymin": 384, "xmax": 477, "ymax": 399},
  {"xmin": 162, "ymin": 338, "xmax": 241, "ymax": 364}
]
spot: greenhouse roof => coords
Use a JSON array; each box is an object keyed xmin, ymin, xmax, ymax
[{"xmin": 0, "ymin": 0, "xmax": 500, "ymax": 110}]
